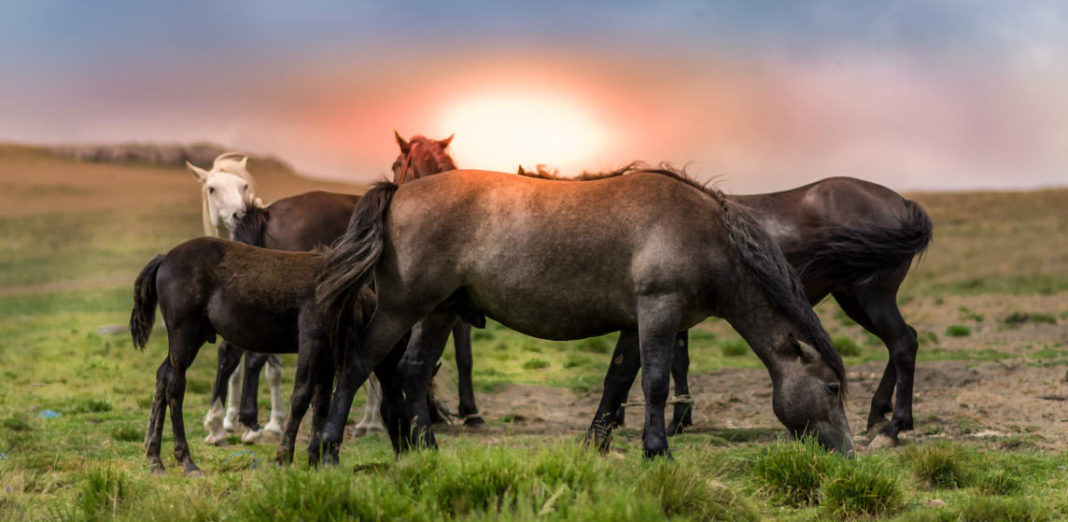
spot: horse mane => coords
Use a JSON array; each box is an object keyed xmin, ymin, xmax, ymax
[
  {"xmin": 232, "ymin": 204, "xmax": 270, "ymax": 247},
  {"xmin": 704, "ymin": 182, "xmax": 848, "ymax": 391},
  {"xmin": 517, "ymin": 162, "xmax": 641, "ymax": 181}
]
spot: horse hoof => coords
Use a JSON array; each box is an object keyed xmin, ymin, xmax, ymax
[
  {"xmin": 462, "ymin": 415, "xmax": 485, "ymax": 427},
  {"xmin": 149, "ymin": 463, "xmax": 166, "ymax": 476},
  {"xmin": 204, "ymin": 433, "xmax": 229, "ymax": 446},
  {"xmin": 667, "ymin": 422, "xmax": 685, "ymax": 436},
  {"xmin": 643, "ymin": 447, "xmax": 673, "ymax": 460},
  {"xmin": 867, "ymin": 433, "xmax": 898, "ymax": 450},
  {"xmin": 263, "ymin": 420, "xmax": 284, "ymax": 437},
  {"xmin": 184, "ymin": 468, "xmax": 204, "ymax": 478},
  {"xmin": 241, "ymin": 429, "xmax": 264, "ymax": 444}
]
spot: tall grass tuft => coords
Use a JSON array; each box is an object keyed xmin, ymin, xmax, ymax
[
  {"xmin": 750, "ymin": 437, "xmax": 837, "ymax": 506},
  {"xmin": 903, "ymin": 441, "xmax": 973, "ymax": 489},
  {"xmin": 820, "ymin": 458, "xmax": 903, "ymax": 519},
  {"xmin": 640, "ymin": 460, "xmax": 757, "ymax": 521},
  {"xmin": 74, "ymin": 466, "xmax": 135, "ymax": 521}
]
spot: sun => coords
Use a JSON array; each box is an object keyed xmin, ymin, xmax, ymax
[{"xmin": 435, "ymin": 90, "xmax": 613, "ymax": 174}]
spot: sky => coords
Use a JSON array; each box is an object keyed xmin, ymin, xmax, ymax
[{"xmin": 1, "ymin": 1, "xmax": 1066, "ymax": 192}]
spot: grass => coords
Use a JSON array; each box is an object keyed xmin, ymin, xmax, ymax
[
  {"xmin": 944, "ymin": 325, "xmax": 971, "ymax": 337},
  {"xmin": 3, "ymin": 147, "xmax": 1068, "ymax": 520}
]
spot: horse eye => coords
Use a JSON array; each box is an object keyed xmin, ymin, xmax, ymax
[
  {"xmin": 208, "ymin": 187, "xmax": 215, "ymax": 194},
  {"xmin": 825, "ymin": 383, "xmax": 841, "ymax": 396},
  {"xmin": 242, "ymin": 184, "xmax": 248, "ymax": 191}
]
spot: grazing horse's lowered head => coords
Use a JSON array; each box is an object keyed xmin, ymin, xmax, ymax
[
  {"xmin": 391, "ymin": 131, "xmax": 456, "ymax": 184},
  {"xmin": 187, "ymin": 152, "xmax": 264, "ymax": 237}
]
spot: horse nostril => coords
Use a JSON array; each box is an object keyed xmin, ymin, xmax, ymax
[{"xmin": 232, "ymin": 212, "xmax": 240, "ymax": 220}]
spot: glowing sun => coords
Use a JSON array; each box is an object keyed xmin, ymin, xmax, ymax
[{"xmin": 435, "ymin": 90, "xmax": 613, "ymax": 173}]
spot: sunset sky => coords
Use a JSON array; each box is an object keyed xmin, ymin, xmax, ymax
[{"xmin": 1, "ymin": 2, "xmax": 1066, "ymax": 192}]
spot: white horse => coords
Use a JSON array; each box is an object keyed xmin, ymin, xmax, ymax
[
  {"xmin": 187, "ymin": 152, "xmax": 285, "ymax": 445},
  {"xmin": 187, "ymin": 152, "xmax": 385, "ymax": 443}
]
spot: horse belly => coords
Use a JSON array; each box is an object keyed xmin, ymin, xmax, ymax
[{"xmin": 209, "ymin": 301, "xmax": 300, "ymax": 353}]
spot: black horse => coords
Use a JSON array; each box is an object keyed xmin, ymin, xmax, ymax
[
  {"xmin": 315, "ymin": 168, "xmax": 853, "ymax": 464},
  {"xmin": 130, "ymin": 237, "xmax": 379, "ymax": 475}
]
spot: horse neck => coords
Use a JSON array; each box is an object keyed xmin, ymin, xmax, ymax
[{"xmin": 718, "ymin": 286, "xmax": 798, "ymax": 383}]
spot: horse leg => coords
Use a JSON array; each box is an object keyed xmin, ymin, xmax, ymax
[
  {"xmin": 146, "ymin": 358, "xmax": 172, "ymax": 474},
  {"xmin": 399, "ymin": 310, "xmax": 456, "ymax": 450},
  {"xmin": 353, "ymin": 375, "xmax": 385, "ymax": 436},
  {"xmin": 318, "ymin": 312, "xmax": 415, "ymax": 465},
  {"xmin": 264, "ymin": 354, "xmax": 286, "ymax": 436},
  {"xmin": 204, "ymin": 342, "xmax": 241, "ymax": 445},
  {"xmin": 306, "ymin": 353, "xmax": 339, "ymax": 466},
  {"xmin": 587, "ymin": 331, "xmax": 640, "ymax": 453},
  {"xmin": 666, "ymin": 331, "xmax": 693, "ymax": 435},
  {"xmin": 452, "ymin": 321, "xmax": 484, "ymax": 426},
  {"xmin": 372, "ymin": 335, "xmax": 413, "ymax": 455},
  {"xmin": 636, "ymin": 297, "xmax": 680, "ymax": 459},
  {"xmin": 238, "ymin": 352, "xmax": 268, "ymax": 443},
  {"xmin": 834, "ymin": 271, "xmax": 918, "ymax": 439},
  {"xmin": 165, "ymin": 333, "xmax": 204, "ymax": 476},
  {"xmin": 278, "ymin": 348, "xmax": 317, "ymax": 465},
  {"xmin": 223, "ymin": 348, "xmax": 244, "ymax": 433}
]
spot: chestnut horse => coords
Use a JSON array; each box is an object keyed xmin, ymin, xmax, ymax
[{"xmin": 315, "ymin": 168, "xmax": 853, "ymax": 463}]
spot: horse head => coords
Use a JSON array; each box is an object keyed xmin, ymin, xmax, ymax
[
  {"xmin": 771, "ymin": 334, "xmax": 854, "ymax": 456},
  {"xmin": 186, "ymin": 152, "xmax": 262, "ymax": 237},
  {"xmin": 392, "ymin": 131, "xmax": 456, "ymax": 184}
]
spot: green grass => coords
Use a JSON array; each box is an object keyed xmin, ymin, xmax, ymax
[{"xmin": 944, "ymin": 325, "xmax": 972, "ymax": 337}]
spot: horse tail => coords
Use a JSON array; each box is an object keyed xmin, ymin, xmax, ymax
[
  {"xmin": 130, "ymin": 254, "xmax": 165, "ymax": 350},
  {"xmin": 713, "ymin": 192, "xmax": 848, "ymax": 393},
  {"xmin": 793, "ymin": 198, "xmax": 933, "ymax": 286},
  {"xmin": 316, "ymin": 182, "xmax": 399, "ymax": 351},
  {"xmin": 233, "ymin": 204, "xmax": 269, "ymax": 247}
]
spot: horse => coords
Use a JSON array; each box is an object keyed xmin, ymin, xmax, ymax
[
  {"xmin": 314, "ymin": 168, "xmax": 853, "ymax": 464},
  {"xmin": 517, "ymin": 167, "xmax": 932, "ymax": 440},
  {"xmin": 129, "ymin": 237, "xmax": 379, "ymax": 475},
  {"xmin": 186, "ymin": 153, "xmax": 287, "ymax": 444}
]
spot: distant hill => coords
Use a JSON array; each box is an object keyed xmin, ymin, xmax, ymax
[{"xmin": 49, "ymin": 142, "xmax": 292, "ymax": 171}]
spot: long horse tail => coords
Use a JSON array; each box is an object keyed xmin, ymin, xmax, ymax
[
  {"xmin": 793, "ymin": 198, "xmax": 933, "ymax": 286},
  {"xmin": 712, "ymin": 191, "xmax": 848, "ymax": 393},
  {"xmin": 316, "ymin": 182, "xmax": 399, "ymax": 351},
  {"xmin": 130, "ymin": 254, "xmax": 165, "ymax": 350},
  {"xmin": 233, "ymin": 204, "xmax": 269, "ymax": 247}
]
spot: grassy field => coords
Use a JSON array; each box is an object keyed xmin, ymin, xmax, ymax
[{"xmin": 1, "ymin": 145, "xmax": 1067, "ymax": 520}]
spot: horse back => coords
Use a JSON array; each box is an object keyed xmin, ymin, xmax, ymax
[{"xmin": 263, "ymin": 191, "xmax": 361, "ymax": 251}]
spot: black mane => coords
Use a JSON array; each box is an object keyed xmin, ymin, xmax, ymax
[{"xmin": 233, "ymin": 203, "xmax": 269, "ymax": 247}]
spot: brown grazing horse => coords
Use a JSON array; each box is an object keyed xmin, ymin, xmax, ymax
[
  {"xmin": 315, "ymin": 168, "xmax": 853, "ymax": 463},
  {"xmin": 129, "ymin": 237, "xmax": 380, "ymax": 475},
  {"xmin": 519, "ymin": 167, "xmax": 931, "ymax": 440}
]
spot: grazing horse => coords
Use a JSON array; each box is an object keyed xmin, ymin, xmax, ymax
[
  {"xmin": 186, "ymin": 153, "xmax": 286, "ymax": 444},
  {"xmin": 315, "ymin": 168, "xmax": 853, "ymax": 463},
  {"xmin": 129, "ymin": 237, "xmax": 378, "ymax": 475},
  {"xmin": 518, "ymin": 168, "xmax": 932, "ymax": 440}
]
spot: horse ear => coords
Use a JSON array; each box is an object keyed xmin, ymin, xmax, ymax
[
  {"xmin": 394, "ymin": 130, "xmax": 411, "ymax": 154},
  {"xmin": 517, "ymin": 165, "xmax": 527, "ymax": 175},
  {"xmin": 437, "ymin": 133, "xmax": 454, "ymax": 148},
  {"xmin": 240, "ymin": 156, "xmax": 249, "ymax": 169},
  {"xmin": 792, "ymin": 335, "xmax": 821, "ymax": 364},
  {"xmin": 186, "ymin": 161, "xmax": 209, "ymax": 182}
]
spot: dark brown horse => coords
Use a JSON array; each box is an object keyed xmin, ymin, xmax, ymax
[
  {"xmin": 519, "ymin": 168, "xmax": 932, "ymax": 440},
  {"xmin": 315, "ymin": 168, "xmax": 853, "ymax": 463},
  {"xmin": 129, "ymin": 237, "xmax": 381, "ymax": 475}
]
